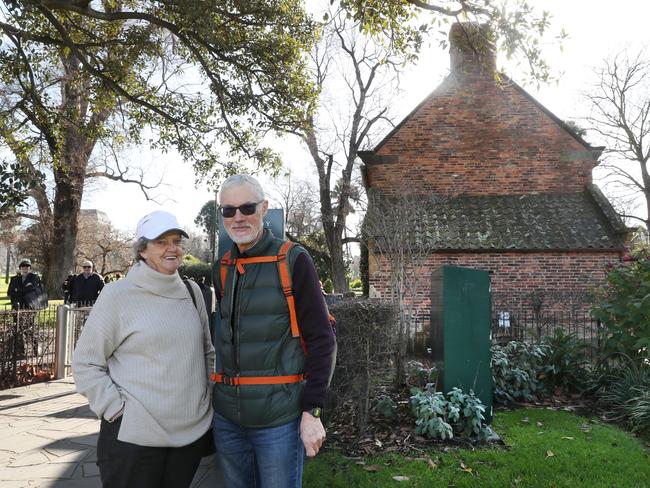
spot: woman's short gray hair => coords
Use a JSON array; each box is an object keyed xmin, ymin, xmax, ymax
[
  {"xmin": 132, "ymin": 237, "xmax": 149, "ymax": 262},
  {"xmin": 219, "ymin": 174, "xmax": 265, "ymax": 203}
]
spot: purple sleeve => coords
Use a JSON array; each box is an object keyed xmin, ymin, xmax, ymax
[{"xmin": 292, "ymin": 252, "xmax": 336, "ymax": 411}]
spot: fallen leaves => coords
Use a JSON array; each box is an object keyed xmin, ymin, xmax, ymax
[{"xmin": 546, "ymin": 450, "xmax": 555, "ymax": 458}]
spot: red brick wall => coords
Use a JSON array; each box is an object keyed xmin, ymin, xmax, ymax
[
  {"xmin": 365, "ymin": 74, "xmax": 597, "ymax": 197},
  {"xmin": 368, "ymin": 250, "xmax": 620, "ymax": 336}
]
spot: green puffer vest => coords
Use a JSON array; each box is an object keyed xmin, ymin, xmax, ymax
[{"xmin": 212, "ymin": 229, "xmax": 306, "ymax": 428}]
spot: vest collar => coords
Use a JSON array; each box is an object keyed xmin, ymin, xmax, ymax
[{"xmin": 232, "ymin": 228, "xmax": 276, "ymax": 258}]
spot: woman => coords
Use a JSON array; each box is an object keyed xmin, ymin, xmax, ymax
[{"xmin": 72, "ymin": 210, "xmax": 214, "ymax": 487}]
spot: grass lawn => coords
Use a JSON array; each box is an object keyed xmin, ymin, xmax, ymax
[
  {"xmin": 304, "ymin": 407, "xmax": 650, "ymax": 487},
  {"xmin": 0, "ymin": 279, "xmax": 9, "ymax": 306}
]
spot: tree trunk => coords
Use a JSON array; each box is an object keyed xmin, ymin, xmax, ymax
[
  {"xmin": 44, "ymin": 151, "xmax": 87, "ymax": 298},
  {"xmin": 326, "ymin": 225, "xmax": 348, "ymax": 293}
]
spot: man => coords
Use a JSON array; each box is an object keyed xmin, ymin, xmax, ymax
[
  {"xmin": 62, "ymin": 272, "xmax": 76, "ymax": 304},
  {"xmin": 8, "ymin": 259, "xmax": 43, "ymax": 310},
  {"xmin": 212, "ymin": 174, "xmax": 336, "ymax": 487},
  {"xmin": 71, "ymin": 260, "xmax": 104, "ymax": 305}
]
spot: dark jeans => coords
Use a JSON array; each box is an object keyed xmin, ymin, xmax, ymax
[{"xmin": 97, "ymin": 417, "xmax": 210, "ymax": 488}]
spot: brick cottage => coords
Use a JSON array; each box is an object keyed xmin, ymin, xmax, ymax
[{"xmin": 359, "ymin": 23, "xmax": 630, "ymax": 344}]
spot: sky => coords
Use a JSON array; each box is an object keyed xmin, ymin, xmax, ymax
[{"xmin": 82, "ymin": 0, "xmax": 650, "ymax": 234}]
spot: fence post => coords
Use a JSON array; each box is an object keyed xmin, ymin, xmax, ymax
[{"xmin": 54, "ymin": 305, "xmax": 69, "ymax": 379}]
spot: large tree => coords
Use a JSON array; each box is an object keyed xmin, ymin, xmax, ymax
[
  {"xmin": 0, "ymin": 0, "xmax": 316, "ymax": 296},
  {"xmin": 586, "ymin": 50, "xmax": 650, "ymax": 234},
  {"xmin": 291, "ymin": 7, "xmax": 404, "ymax": 293}
]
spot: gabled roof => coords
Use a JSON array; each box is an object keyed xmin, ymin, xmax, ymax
[
  {"xmin": 359, "ymin": 74, "xmax": 604, "ymax": 163},
  {"xmin": 370, "ymin": 185, "xmax": 627, "ymax": 251}
]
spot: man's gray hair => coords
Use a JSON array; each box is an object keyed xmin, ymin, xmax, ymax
[
  {"xmin": 132, "ymin": 237, "xmax": 149, "ymax": 262},
  {"xmin": 219, "ymin": 174, "xmax": 265, "ymax": 203}
]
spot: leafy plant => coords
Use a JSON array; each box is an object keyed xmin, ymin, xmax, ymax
[
  {"xmin": 349, "ymin": 279, "xmax": 363, "ymax": 290},
  {"xmin": 491, "ymin": 341, "xmax": 549, "ymax": 404},
  {"xmin": 374, "ymin": 395, "xmax": 397, "ymax": 419},
  {"xmin": 627, "ymin": 387, "xmax": 650, "ymax": 435},
  {"xmin": 405, "ymin": 360, "xmax": 439, "ymax": 388},
  {"xmin": 540, "ymin": 329, "xmax": 591, "ymax": 395},
  {"xmin": 592, "ymin": 255, "xmax": 650, "ymax": 361},
  {"xmin": 410, "ymin": 386, "xmax": 490, "ymax": 440},
  {"xmin": 588, "ymin": 355, "xmax": 650, "ymax": 434}
]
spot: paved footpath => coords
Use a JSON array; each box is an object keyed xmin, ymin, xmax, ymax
[{"xmin": 0, "ymin": 379, "xmax": 220, "ymax": 487}]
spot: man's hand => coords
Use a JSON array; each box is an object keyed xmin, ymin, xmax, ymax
[{"xmin": 300, "ymin": 411, "xmax": 326, "ymax": 457}]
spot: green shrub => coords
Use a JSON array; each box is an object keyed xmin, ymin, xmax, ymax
[
  {"xmin": 491, "ymin": 341, "xmax": 549, "ymax": 404},
  {"xmin": 405, "ymin": 360, "xmax": 438, "ymax": 388},
  {"xmin": 322, "ymin": 278, "xmax": 334, "ymax": 294},
  {"xmin": 410, "ymin": 386, "xmax": 490, "ymax": 440},
  {"xmin": 540, "ymin": 329, "xmax": 591, "ymax": 395},
  {"xmin": 628, "ymin": 387, "xmax": 650, "ymax": 435},
  {"xmin": 349, "ymin": 278, "xmax": 362, "ymax": 290},
  {"xmin": 592, "ymin": 255, "xmax": 650, "ymax": 361},
  {"xmin": 178, "ymin": 261, "xmax": 212, "ymax": 285},
  {"xmin": 588, "ymin": 356, "xmax": 650, "ymax": 434},
  {"xmin": 373, "ymin": 395, "xmax": 397, "ymax": 419}
]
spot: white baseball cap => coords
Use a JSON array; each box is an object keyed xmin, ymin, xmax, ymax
[{"xmin": 136, "ymin": 210, "xmax": 189, "ymax": 240}]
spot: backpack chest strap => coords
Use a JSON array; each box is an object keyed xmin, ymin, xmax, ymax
[{"xmin": 219, "ymin": 241, "xmax": 300, "ymax": 339}]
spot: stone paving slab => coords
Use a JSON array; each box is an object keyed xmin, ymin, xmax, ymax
[{"xmin": 0, "ymin": 379, "xmax": 222, "ymax": 487}]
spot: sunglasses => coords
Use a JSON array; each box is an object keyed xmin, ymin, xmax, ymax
[
  {"xmin": 219, "ymin": 201, "xmax": 263, "ymax": 218},
  {"xmin": 82, "ymin": 266, "xmax": 91, "ymax": 269}
]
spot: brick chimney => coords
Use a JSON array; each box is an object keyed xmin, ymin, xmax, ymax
[{"xmin": 449, "ymin": 23, "xmax": 496, "ymax": 77}]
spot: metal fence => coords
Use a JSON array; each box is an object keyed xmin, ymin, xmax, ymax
[
  {"xmin": 0, "ymin": 306, "xmax": 58, "ymax": 389},
  {"xmin": 491, "ymin": 309, "xmax": 601, "ymax": 359},
  {"xmin": 0, "ymin": 304, "xmax": 93, "ymax": 389}
]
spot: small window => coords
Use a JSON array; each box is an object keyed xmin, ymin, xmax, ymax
[{"xmin": 498, "ymin": 311, "xmax": 511, "ymax": 329}]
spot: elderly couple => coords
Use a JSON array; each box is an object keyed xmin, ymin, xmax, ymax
[{"xmin": 72, "ymin": 174, "xmax": 336, "ymax": 488}]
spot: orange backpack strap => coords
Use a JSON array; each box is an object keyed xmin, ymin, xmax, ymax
[
  {"xmin": 276, "ymin": 241, "xmax": 300, "ymax": 339},
  {"xmin": 218, "ymin": 241, "xmax": 302, "ymax": 340},
  {"xmin": 219, "ymin": 251, "xmax": 233, "ymax": 298}
]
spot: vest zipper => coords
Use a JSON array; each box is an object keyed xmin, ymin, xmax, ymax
[{"xmin": 234, "ymin": 268, "xmax": 245, "ymax": 425}]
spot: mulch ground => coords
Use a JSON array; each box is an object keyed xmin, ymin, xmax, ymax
[{"xmin": 325, "ymin": 390, "xmax": 598, "ymax": 457}]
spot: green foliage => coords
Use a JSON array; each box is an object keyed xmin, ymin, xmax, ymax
[
  {"xmin": 322, "ymin": 278, "xmax": 334, "ymax": 294},
  {"xmin": 405, "ymin": 360, "xmax": 438, "ymax": 388},
  {"xmin": 491, "ymin": 341, "xmax": 549, "ymax": 404},
  {"xmin": 592, "ymin": 256, "xmax": 650, "ymax": 361},
  {"xmin": 410, "ymin": 386, "xmax": 490, "ymax": 440},
  {"xmin": 628, "ymin": 387, "xmax": 650, "ymax": 435},
  {"xmin": 540, "ymin": 329, "xmax": 591, "ymax": 395},
  {"xmin": 373, "ymin": 395, "xmax": 397, "ymax": 419},
  {"xmin": 0, "ymin": 160, "xmax": 45, "ymax": 211},
  {"xmin": 195, "ymin": 200, "xmax": 217, "ymax": 238},
  {"xmin": 588, "ymin": 356, "xmax": 650, "ymax": 435},
  {"xmin": 178, "ymin": 259, "xmax": 212, "ymax": 285},
  {"xmin": 349, "ymin": 278, "xmax": 362, "ymax": 290},
  {"xmin": 338, "ymin": 0, "xmax": 563, "ymax": 85}
]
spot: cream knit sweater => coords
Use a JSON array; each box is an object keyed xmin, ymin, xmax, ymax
[{"xmin": 72, "ymin": 261, "xmax": 215, "ymax": 447}]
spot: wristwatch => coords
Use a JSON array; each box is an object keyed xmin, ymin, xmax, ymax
[{"xmin": 308, "ymin": 407, "xmax": 322, "ymax": 419}]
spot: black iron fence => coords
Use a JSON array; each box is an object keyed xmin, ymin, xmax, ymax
[
  {"xmin": 491, "ymin": 309, "xmax": 601, "ymax": 360},
  {"xmin": 0, "ymin": 305, "xmax": 58, "ymax": 389}
]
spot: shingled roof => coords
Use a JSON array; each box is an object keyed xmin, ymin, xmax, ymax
[{"xmin": 370, "ymin": 185, "xmax": 627, "ymax": 251}]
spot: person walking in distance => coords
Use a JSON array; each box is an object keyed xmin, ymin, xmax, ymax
[{"xmin": 71, "ymin": 260, "xmax": 104, "ymax": 305}]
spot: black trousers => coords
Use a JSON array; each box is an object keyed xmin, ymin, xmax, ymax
[{"xmin": 97, "ymin": 417, "xmax": 211, "ymax": 488}]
